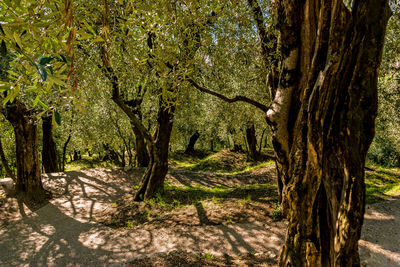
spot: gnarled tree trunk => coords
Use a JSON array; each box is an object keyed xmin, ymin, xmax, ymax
[
  {"xmin": 42, "ymin": 114, "xmax": 59, "ymax": 173},
  {"xmin": 185, "ymin": 130, "xmax": 200, "ymax": 154},
  {"xmin": 266, "ymin": 0, "xmax": 391, "ymax": 266},
  {"xmin": 246, "ymin": 123, "xmax": 258, "ymax": 160},
  {"xmin": 4, "ymin": 101, "xmax": 48, "ymax": 202},
  {"xmin": 132, "ymin": 125, "xmax": 150, "ymax": 167},
  {"xmin": 134, "ymin": 104, "xmax": 174, "ymax": 200}
]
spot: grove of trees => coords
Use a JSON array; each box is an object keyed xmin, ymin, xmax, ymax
[{"xmin": 1, "ymin": 0, "xmax": 397, "ymax": 265}]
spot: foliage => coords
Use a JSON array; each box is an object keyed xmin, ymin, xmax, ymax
[
  {"xmin": 368, "ymin": 2, "xmax": 400, "ymax": 167},
  {"xmin": 0, "ymin": 0, "xmax": 70, "ymax": 109}
]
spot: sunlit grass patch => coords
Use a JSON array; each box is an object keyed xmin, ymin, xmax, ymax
[
  {"xmin": 171, "ymin": 149, "xmax": 275, "ymax": 174},
  {"xmin": 365, "ymin": 166, "xmax": 400, "ymax": 203},
  {"xmin": 64, "ymin": 159, "xmax": 117, "ymax": 171}
]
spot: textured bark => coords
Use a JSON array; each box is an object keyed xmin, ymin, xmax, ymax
[
  {"xmin": 246, "ymin": 124, "xmax": 258, "ymax": 160},
  {"xmin": 132, "ymin": 125, "xmax": 150, "ymax": 167},
  {"xmin": 4, "ymin": 101, "xmax": 48, "ymax": 202},
  {"xmin": 134, "ymin": 103, "xmax": 174, "ymax": 201},
  {"xmin": 266, "ymin": 0, "xmax": 391, "ymax": 266},
  {"xmin": 185, "ymin": 131, "xmax": 200, "ymax": 154},
  {"xmin": 42, "ymin": 114, "xmax": 59, "ymax": 173},
  {"xmin": 0, "ymin": 137, "xmax": 15, "ymax": 181}
]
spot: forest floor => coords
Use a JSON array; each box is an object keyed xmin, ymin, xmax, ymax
[{"xmin": 0, "ymin": 150, "xmax": 399, "ymax": 266}]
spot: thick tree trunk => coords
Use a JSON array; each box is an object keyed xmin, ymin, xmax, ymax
[
  {"xmin": 134, "ymin": 105, "xmax": 174, "ymax": 201},
  {"xmin": 4, "ymin": 101, "xmax": 49, "ymax": 202},
  {"xmin": 246, "ymin": 124, "xmax": 258, "ymax": 160},
  {"xmin": 185, "ymin": 130, "xmax": 200, "ymax": 154},
  {"xmin": 266, "ymin": 1, "xmax": 391, "ymax": 266},
  {"xmin": 0, "ymin": 137, "xmax": 15, "ymax": 181},
  {"xmin": 132, "ymin": 125, "xmax": 150, "ymax": 167},
  {"xmin": 42, "ymin": 114, "xmax": 59, "ymax": 173}
]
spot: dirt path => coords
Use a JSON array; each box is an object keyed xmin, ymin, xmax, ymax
[
  {"xmin": 0, "ymin": 168, "xmax": 284, "ymax": 266},
  {"xmin": 0, "ymin": 168, "xmax": 399, "ymax": 266},
  {"xmin": 359, "ymin": 199, "xmax": 400, "ymax": 266}
]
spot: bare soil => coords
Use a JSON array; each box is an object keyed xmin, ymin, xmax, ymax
[{"xmin": 0, "ymin": 165, "xmax": 399, "ymax": 266}]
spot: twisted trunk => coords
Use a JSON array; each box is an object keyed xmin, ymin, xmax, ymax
[
  {"xmin": 132, "ymin": 125, "xmax": 149, "ymax": 167},
  {"xmin": 42, "ymin": 114, "xmax": 59, "ymax": 173},
  {"xmin": 185, "ymin": 130, "xmax": 200, "ymax": 154},
  {"xmin": 5, "ymin": 101, "xmax": 48, "ymax": 202},
  {"xmin": 134, "ymin": 104, "xmax": 174, "ymax": 200},
  {"xmin": 266, "ymin": 0, "xmax": 391, "ymax": 265}
]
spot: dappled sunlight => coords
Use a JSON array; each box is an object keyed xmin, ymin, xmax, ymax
[
  {"xmin": 360, "ymin": 199, "xmax": 400, "ymax": 266},
  {"xmin": 0, "ymin": 167, "xmax": 286, "ymax": 266}
]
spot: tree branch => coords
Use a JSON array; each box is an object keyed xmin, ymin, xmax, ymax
[
  {"xmin": 188, "ymin": 78, "xmax": 268, "ymax": 113},
  {"xmin": 247, "ymin": 0, "xmax": 279, "ymax": 98},
  {"xmin": 77, "ymin": 44, "xmax": 153, "ymax": 143}
]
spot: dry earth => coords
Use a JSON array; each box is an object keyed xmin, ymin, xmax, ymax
[{"xmin": 0, "ymin": 167, "xmax": 399, "ymax": 266}]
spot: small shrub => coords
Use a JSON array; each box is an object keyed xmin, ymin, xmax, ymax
[{"xmin": 270, "ymin": 203, "xmax": 282, "ymax": 221}]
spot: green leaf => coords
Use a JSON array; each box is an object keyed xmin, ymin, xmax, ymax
[
  {"xmin": 0, "ymin": 40, "xmax": 6, "ymax": 57},
  {"xmin": 37, "ymin": 99, "xmax": 48, "ymax": 109},
  {"xmin": 39, "ymin": 56, "xmax": 53, "ymax": 65},
  {"xmin": 59, "ymin": 54, "xmax": 67, "ymax": 63},
  {"xmin": 33, "ymin": 96, "xmax": 39, "ymax": 107},
  {"xmin": 47, "ymin": 65, "xmax": 54, "ymax": 75},
  {"xmin": 54, "ymin": 110, "xmax": 62, "ymax": 125},
  {"xmin": 13, "ymin": 32, "xmax": 23, "ymax": 50},
  {"xmin": 35, "ymin": 63, "xmax": 47, "ymax": 81},
  {"xmin": 0, "ymin": 25, "xmax": 4, "ymax": 35}
]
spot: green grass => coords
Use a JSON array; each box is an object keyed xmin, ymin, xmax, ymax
[
  {"xmin": 170, "ymin": 149, "xmax": 274, "ymax": 174},
  {"xmin": 365, "ymin": 166, "xmax": 400, "ymax": 203},
  {"xmin": 154, "ymin": 182, "xmax": 277, "ymax": 208},
  {"xmin": 64, "ymin": 158, "xmax": 117, "ymax": 171}
]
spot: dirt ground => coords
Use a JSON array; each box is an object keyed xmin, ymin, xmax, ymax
[{"xmin": 0, "ymin": 167, "xmax": 399, "ymax": 266}]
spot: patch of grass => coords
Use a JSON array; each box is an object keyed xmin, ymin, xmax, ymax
[
  {"xmin": 270, "ymin": 203, "xmax": 282, "ymax": 221},
  {"xmin": 101, "ymin": 182, "xmax": 278, "ymax": 228},
  {"xmin": 161, "ymin": 182, "xmax": 277, "ymax": 205},
  {"xmin": 171, "ymin": 149, "xmax": 275, "ymax": 174},
  {"xmin": 169, "ymin": 150, "xmax": 212, "ymax": 168},
  {"xmin": 64, "ymin": 159, "xmax": 117, "ymax": 171},
  {"xmin": 227, "ymin": 161, "xmax": 275, "ymax": 175},
  {"xmin": 365, "ymin": 166, "xmax": 400, "ymax": 204}
]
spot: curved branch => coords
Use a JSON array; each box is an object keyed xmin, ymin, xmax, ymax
[{"xmin": 188, "ymin": 78, "xmax": 269, "ymax": 112}]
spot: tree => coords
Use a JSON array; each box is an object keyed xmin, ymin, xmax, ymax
[
  {"xmin": 42, "ymin": 114, "xmax": 60, "ymax": 173},
  {"xmin": 185, "ymin": 131, "xmax": 200, "ymax": 154},
  {"xmin": 0, "ymin": 0, "xmax": 70, "ymax": 202},
  {"xmin": 265, "ymin": 0, "xmax": 391, "ymax": 265},
  {"xmin": 368, "ymin": 2, "xmax": 400, "ymax": 166}
]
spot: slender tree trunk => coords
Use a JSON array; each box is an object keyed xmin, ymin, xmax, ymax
[
  {"xmin": 185, "ymin": 130, "xmax": 200, "ymax": 154},
  {"xmin": 134, "ymin": 104, "xmax": 174, "ymax": 201},
  {"xmin": 259, "ymin": 127, "xmax": 268, "ymax": 154},
  {"xmin": 266, "ymin": 1, "xmax": 391, "ymax": 265},
  {"xmin": 42, "ymin": 114, "xmax": 59, "ymax": 173},
  {"xmin": 0, "ymin": 137, "xmax": 15, "ymax": 181},
  {"xmin": 4, "ymin": 101, "xmax": 49, "ymax": 202},
  {"xmin": 132, "ymin": 124, "xmax": 150, "ymax": 167},
  {"xmin": 246, "ymin": 123, "xmax": 258, "ymax": 160}
]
